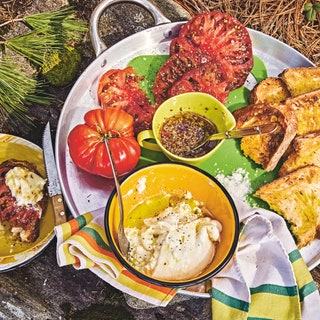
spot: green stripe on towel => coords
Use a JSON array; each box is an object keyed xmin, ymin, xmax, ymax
[
  {"xmin": 250, "ymin": 284, "xmax": 298, "ymax": 296},
  {"xmin": 211, "ymin": 288, "xmax": 250, "ymax": 312},
  {"xmin": 299, "ymin": 282, "xmax": 318, "ymax": 302},
  {"xmin": 82, "ymin": 226, "xmax": 110, "ymax": 250},
  {"xmin": 77, "ymin": 214, "xmax": 89, "ymax": 230},
  {"xmin": 288, "ymin": 249, "xmax": 302, "ymax": 263}
]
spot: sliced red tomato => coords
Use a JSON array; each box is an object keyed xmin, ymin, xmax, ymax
[
  {"xmin": 97, "ymin": 66, "xmax": 155, "ymax": 134},
  {"xmin": 97, "ymin": 66, "xmax": 141, "ymax": 100},
  {"xmin": 153, "ymin": 48, "xmax": 212, "ymax": 105},
  {"xmin": 153, "ymin": 11, "xmax": 253, "ymax": 104},
  {"xmin": 170, "ymin": 11, "xmax": 253, "ymax": 88},
  {"xmin": 169, "ymin": 60, "xmax": 230, "ymax": 104},
  {"xmin": 67, "ymin": 108, "xmax": 141, "ymax": 178}
]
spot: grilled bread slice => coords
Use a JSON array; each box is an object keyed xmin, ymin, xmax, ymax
[
  {"xmin": 279, "ymin": 66, "xmax": 320, "ymax": 97},
  {"xmin": 279, "ymin": 131, "xmax": 320, "ymax": 176},
  {"xmin": 233, "ymin": 103, "xmax": 298, "ymax": 171},
  {"xmin": 284, "ymin": 88, "xmax": 320, "ymax": 136},
  {"xmin": 254, "ymin": 165, "xmax": 320, "ymax": 248},
  {"xmin": 250, "ymin": 67, "xmax": 320, "ymax": 105},
  {"xmin": 249, "ymin": 77, "xmax": 290, "ymax": 104}
]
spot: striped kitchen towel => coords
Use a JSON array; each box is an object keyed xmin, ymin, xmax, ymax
[
  {"xmin": 54, "ymin": 208, "xmax": 177, "ymax": 307},
  {"xmin": 211, "ymin": 199, "xmax": 320, "ymax": 319},
  {"xmin": 54, "ymin": 200, "xmax": 320, "ymax": 315}
]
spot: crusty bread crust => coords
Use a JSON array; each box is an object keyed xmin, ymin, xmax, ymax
[
  {"xmin": 279, "ymin": 66, "xmax": 320, "ymax": 97},
  {"xmin": 254, "ymin": 165, "xmax": 320, "ymax": 248},
  {"xmin": 279, "ymin": 131, "xmax": 320, "ymax": 176},
  {"xmin": 249, "ymin": 77, "xmax": 290, "ymax": 104},
  {"xmin": 284, "ymin": 88, "xmax": 320, "ymax": 136},
  {"xmin": 233, "ymin": 103, "xmax": 297, "ymax": 171}
]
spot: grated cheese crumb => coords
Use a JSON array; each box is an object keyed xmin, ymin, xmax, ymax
[{"xmin": 216, "ymin": 168, "xmax": 252, "ymax": 203}]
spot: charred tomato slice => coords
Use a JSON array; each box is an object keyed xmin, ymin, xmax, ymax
[
  {"xmin": 153, "ymin": 48, "xmax": 212, "ymax": 105},
  {"xmin": 169, "ymin": 61, "xmax": 230, "ymax": 104},
  {"xmin": 98, "ymin": 67, "xmax": 155, "ymax": 134},
  {"xmin": 170, "ymin": 11, "xmax": 253, "ymax": 89}
]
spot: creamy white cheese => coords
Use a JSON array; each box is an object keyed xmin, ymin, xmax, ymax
[
  {"xmin": 5, "ymin": 166, "xmax": 46, "ymax": 207},
  {"xmin": 125, "ymin": 194, "xmax": 222, "ymax": 281},
  {"xmin": 136, "ymin": 176, "xmax": 147, "ymax": 194}
]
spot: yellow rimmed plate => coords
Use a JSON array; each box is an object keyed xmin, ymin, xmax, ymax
[{"xmin": 0, "ymin": 133, "xmax": 55, "ymax": 272}]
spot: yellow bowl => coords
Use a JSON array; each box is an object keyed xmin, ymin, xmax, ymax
[
  {"xmin": 137, "ymin": 92, "xmax": 236, "ymax": 166},
  {"xmin": 105, "ymin": 163, "xmax": 239, "ymax": 288}
]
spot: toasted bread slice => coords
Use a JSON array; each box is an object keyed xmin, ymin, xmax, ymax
[
  {"xmin": 249, "ymin": 77, "xmax": 290, "ymax": 104},
  {"xmin": 254, "ymin": 165, "xmax": 320, "ymax": 248},
  {"xmin": 279, "ymin": 67, "xmax": 320, "ymax": 97},
  {"xmin": 233, "ymin": 103, "xmax": 297, "ymax": 171},
  {"xmin": 279, "ymin": 131, "xmax": 320, "ymax": 176},
  {"xmin": 285, "ymin": 88, "xmax": 320, "ymax": 135}
]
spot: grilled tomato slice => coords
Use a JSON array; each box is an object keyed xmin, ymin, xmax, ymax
[
  {"xmin": 97, "ymin": 66, "xmax": 155, "ymax": 134},
  {"xmin": 154, "ymin": 11, "xmax": 253, "ymax": 105}
]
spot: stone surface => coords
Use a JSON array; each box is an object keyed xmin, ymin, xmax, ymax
[{"xmin": 0, "ymin": 240, "xmax": 212, "ymax": 319}]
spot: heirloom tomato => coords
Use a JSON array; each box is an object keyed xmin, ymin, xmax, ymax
[
  {"xmin": 153, "ymin": 11, "xmax": 253, "ymax": 105},
  {"xmin": 67, "ymin": 108, "xmax": 141, "ymax": 178}
]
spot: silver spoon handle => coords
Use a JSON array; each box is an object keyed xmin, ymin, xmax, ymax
[
  {"xmin": 104, "ymin": 139, "xmax": 127, "ymax": 251},
  {"xmin": 209, "ymin": 123, "xmax": 278, "ymax": 141},
  {"xmin": 192, "ymin": 122, "xmax": 278, "ymax": 151},
  {"xmin": 105, "ymin": 139, "xmax": 124, "ymax": 217}
]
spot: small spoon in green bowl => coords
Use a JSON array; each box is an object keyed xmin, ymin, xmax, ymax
[{"xmin": 191, "ymin": 122, "xmax": 279, "ymax": 151}]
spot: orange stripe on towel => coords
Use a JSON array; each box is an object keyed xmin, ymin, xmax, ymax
[
  {"xmin": 121, "ymin": 269, "xmax": 177, "ymax": 296},
  {"xmin": 76, "ymin": 229, "xmax": 114, "ymax": 258},
  {"xmin": 69, "ymin": 218, "xmax": 82, "ymax": 235}
]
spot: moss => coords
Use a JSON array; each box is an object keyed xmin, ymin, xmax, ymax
[{"xmin": 42, "ymin": 46, "xmax": 81, "ymax": 87}]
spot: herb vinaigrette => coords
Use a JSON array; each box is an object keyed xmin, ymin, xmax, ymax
[{"xmin": 159, "ymin": 111, "xmax": 218, "ymax": 158}]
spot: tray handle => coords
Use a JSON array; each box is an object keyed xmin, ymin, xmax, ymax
[{"xmin": 90, "ymin": 0, "xmax": 171, "ymax": 57}]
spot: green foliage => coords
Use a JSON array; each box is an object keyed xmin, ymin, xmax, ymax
[
  {"xmin": 43, "ymin": 46, "xmax": 82, "ymax": 86},
  {"xmin": 0, "ymin": 6, "xmax": 87, "ymax": 125},
  {"xmin": 0, "ymin": 59, "xmax": 52, "ymax": 125},
  {"xmin": 5, "ymin": 6, "xmax": 87, "ymax": 68},
  {"xmin": 6, "ymin": 30, "xmax": 66, "ymax": 67},
  {"xmin": 24, "ymin": 7, "xmax": 87, "ymax": 43},
  {"xmin": 304, "ymin": 2, "xmax": 320, "ymax": 21}
]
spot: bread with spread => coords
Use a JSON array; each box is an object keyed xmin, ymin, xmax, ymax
[
  {"xmin": 249, "ymin": 77, "xmax": 290, "ymax": 104},
  {"xmin": 237, "ymin": 66, "xmax": 320, "ymax": 249},
  {"xmin": 279, "ymin": 66, "xmax": 320, "ymax": 97},
  {"xmin": 279, "ymin": 131, "xmax": 320, "ymax": 176},
  {"xmin": 233, "ymin": 102, "xmax": 298, "ymax": 171},
  {"xmin": 249, "ymin": 66, "xmax": 320, "ymax": 104},
  {"xmin": 254, "ymin": 165, "xmax": 320, "ymax": 248},
  {"xmin": 284, "ymin": 89, "xmax": 320, "ymax": 136},
  {"xmin": 0, "ymin": 159, "xmax": 48, "ymax": 242}
]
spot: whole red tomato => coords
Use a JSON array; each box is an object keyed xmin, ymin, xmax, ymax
[{"xmin": 67, "ymin": 108, "xmax": 141, "ymax": 178}]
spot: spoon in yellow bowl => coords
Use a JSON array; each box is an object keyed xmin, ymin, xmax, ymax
[
  {"xmin": 191, "ymin": 122, "xmax": 278, "ymax": 151},
  {"xmin": 104, "ymin": 138, "xmax": 130, "ymax": 259}
]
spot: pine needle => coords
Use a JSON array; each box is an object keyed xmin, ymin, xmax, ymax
[
  {"xmin": 6, "ymin": 30, "xmax": 65, "ymax": 67},
  {"xmin": 23, "ymin": 7, "xmax": 87, "ymax": 43},
  {"xmin": 0, "ymin": 6, "xmax": 87, "ymax": 128},
  {"xmin": 0, "ymin": 58, "xmax": 52, "ymax": 124},
  {"xmin": 4, "ymin": 7, "xmax": 87, "ymax": 67}
]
